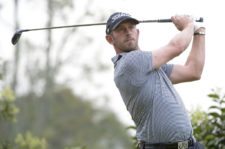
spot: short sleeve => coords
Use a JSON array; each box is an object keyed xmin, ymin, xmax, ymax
[{"xmin": 161, "ymin": 64, "xmax": 174, "ymax": 78}]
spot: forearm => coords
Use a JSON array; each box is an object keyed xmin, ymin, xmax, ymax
[
  {"xmin": 185, "ymin": 27, "xmax": 205, "ymax": 78},
  {"xmin": 152, "ymin": 17, "xmax": 195, "ymax": 69},
  {"xmin": 169, "ymin": 23, "xmax": 194, "ymax": 54}
]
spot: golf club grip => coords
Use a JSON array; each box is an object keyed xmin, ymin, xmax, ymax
[{"xmin": 158, "ymin": 19, "xmax": 172, "ymax": 22}]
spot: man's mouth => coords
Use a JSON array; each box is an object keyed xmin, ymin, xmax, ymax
[{"xmin": 125, "ymin": 38, "xmax": 134, "ymax": 42}]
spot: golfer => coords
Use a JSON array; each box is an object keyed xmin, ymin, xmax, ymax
[{"xmin": 105, "ymin": 12, "xmax": 205, "ymax": 149}]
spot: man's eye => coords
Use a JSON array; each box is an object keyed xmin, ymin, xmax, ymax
[
  {"xmin": 129, "ymin": 25, "xmax": 135, "ymax": 29},
  {"xmin": 116, "ymin": 27, "xmax": 124, "ymax": 32}
]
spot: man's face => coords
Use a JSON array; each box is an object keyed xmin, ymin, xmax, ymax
[{"xmin": 107, "ymin": 20, "xmax": 139, "ymax": 53}]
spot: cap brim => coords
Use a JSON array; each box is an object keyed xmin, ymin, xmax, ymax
[{"xmin": 111, "ymin": 18, "xmax": 139, "ymax": 31}]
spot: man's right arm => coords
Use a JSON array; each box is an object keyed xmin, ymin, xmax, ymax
[
  {"xmin": 152, "ymin": 15, "xmax": 194, "ymax": 69},
  {"xmin": 169, "ymin": 27, "xmax": 205, "ymax": 84}
]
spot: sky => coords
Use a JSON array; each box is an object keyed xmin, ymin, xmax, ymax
[{"xmin": 0, "ymin": 0, "xmax": 225, "ymax": 126}]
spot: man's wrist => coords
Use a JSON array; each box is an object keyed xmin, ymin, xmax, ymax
[
  {"xmin": 194, "ymin": 20, "xmax": 206, "ymax": 32},
  {"xmin": 194, "ymin": 27, "xmax": 205, "ymax": 36}
]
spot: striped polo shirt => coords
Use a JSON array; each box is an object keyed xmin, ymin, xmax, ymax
[{"xmin": 112, "ymin": 50, "xmax": 192, "ymax": 143}]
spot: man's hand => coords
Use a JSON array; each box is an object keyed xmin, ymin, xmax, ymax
[{"xmin": 171, "ymin": 15, "xmax": 194, "ymax": 31}]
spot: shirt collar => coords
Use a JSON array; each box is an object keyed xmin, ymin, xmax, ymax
[{"xmin": 111, "ymin": 52, "xmax": 127, "ymax": 64}]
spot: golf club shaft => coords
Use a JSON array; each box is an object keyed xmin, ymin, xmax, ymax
[
  {"xmin": 19, "ymin": 22, "xmax": 107, "ymax": 33},
  {"xmin": 16, "ymin": 17, "xmax": 204, "ymax": 32},
  {"xmin": 11, "ymin": 17, "xmax": 203, "ymax": 45}
]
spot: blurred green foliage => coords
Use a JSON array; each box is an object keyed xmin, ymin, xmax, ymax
[
  {"xmin": 0, "ymin": 84, "xmax": 133, "ymax": 149},
  {"xmin": 127, "ymin": 126, "xmax": 138, "ymax": 149},
  {"xmin": 0, "ymin": 87, "xmax": 19, "ymax": 122},
  {"xmin": 191, "ymin": 88, "xmax": 225, "ymax": 149},
  {"xmin": 15, "ymin": 132, "xmax": 47, "ymax": 149},
  {"xmin": 13, "ymin": 86, "xmax": 133, "ymax": 149}
]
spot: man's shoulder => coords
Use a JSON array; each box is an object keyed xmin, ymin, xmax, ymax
[{"xmin": 122, "ymin": 50, "xmax": 152, "ymax": 61}]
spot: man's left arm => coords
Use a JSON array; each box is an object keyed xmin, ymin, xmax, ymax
[{"xmin": 169, "ymin": 27, "xmax": 205, "ymax": 84}]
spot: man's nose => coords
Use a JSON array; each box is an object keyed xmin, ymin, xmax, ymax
[{"xmin": 124, "ymin": 27, "xmax": 132, "ymax": 34}]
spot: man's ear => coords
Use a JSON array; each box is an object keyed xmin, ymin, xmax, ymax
[{"xmin": 105, "ymin": 35, "xmax": 113, "ymax": 44}]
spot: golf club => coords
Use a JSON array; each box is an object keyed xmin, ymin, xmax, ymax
[{"xmin": 11, "ymin": 17, "xmax": 203, "ymax": 45}]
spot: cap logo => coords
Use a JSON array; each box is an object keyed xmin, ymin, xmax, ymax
[{"xmin": 111, "ymin": 13, "xmax": 131, "ymax": 23}]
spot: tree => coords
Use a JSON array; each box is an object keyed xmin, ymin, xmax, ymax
[
  {"xmin": 2, "ymin": 0, "xmax": 133, "ymax": 148},
  {"xmin": 9, "ymin": 0, "xmax": 111, "ymax": 135},
  {"xmin": 14, "ymin": 85, "xmax": 133, "ymax": 149},
  {"xmin": 1, "ymin": 61, "xmax": 45, "ymax": 149},
  {"xmin": 12, "ymin": 0, "xmax": 109, "ymax": 95},
  {"xmin": 0, "ymin": 59, "xmax": 18, "ymax": 148},
  {"xmin": 12, "ymin": 0, "xmax": 20, "ymax": 92},
  {"xmin": 191, "ymin": 88, "xmax": 225, "ymax": 149},
  {"xmin": 0, "ymin": 77, "xmax": 133, "ymax": 149},
  {"xmin": 0, "ymin": 86, "xmax": 17, "ymax": 149}
]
